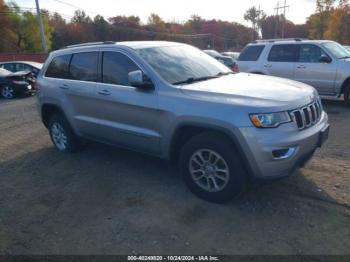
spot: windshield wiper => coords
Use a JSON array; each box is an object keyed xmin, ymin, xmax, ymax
[
  {"xmin": 340, "ymin": 56, "xmax": 350, "ymax": 59},
  {"xmin": 172, "ymin": 76, "xmax": 218, "ymax": 85},
  {"xmin": 173, "ymin": 72, "xmax": 234, "ymax": 85}
]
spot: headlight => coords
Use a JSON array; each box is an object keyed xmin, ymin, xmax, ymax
[{"xmin": 250, "ymin": 112, "xmax": 291, "ymax": 128}]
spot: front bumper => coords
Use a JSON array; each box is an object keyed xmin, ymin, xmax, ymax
[
  {"xmin": 13, "ymin": 84, "xmax": 35, "ymax": 95},
  {"xmin": 236, "ymin": 111, "xmax": 329, "ymax": 181}
]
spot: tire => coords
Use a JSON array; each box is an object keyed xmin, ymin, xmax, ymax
[
  {"xmin": 48, "ymin": 114, "xmax": 82, "ymax": 153},
  {"xmin": 344, "ymin": 84, "xmax": 350, "ymax": 107},
  {"xmin": 179, "ymin": 132, "xmax": 247, "ymax": 203},
  {"xmin": 1, "ymin": 86, "xmax": 15, "ymax": 99}
]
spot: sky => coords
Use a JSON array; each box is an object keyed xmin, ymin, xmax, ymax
[{"xmin": 12, "ymin": 0, "xmax": 317, "ymax": 26}]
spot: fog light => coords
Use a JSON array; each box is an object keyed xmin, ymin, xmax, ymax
[{"xmin": 272, "ymin": 148, "xmax": 296, "ymax": 160}]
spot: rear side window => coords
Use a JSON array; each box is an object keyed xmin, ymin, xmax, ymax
[
  {"xmin": 268, "ymin": 45, "xmax": 298, "ymax": 62},
  {"xmin": 69, "ymin": 52, "xmax": 98, "ymax": 82},
  {"xmin": 102, "ymin": 51, "xmax": 139, "ymax": 86},
  {"xmin": 45, "ymin": 55, "xmax": 71, "ymax": 79},
  {"xmin": 238, "ymin": 45, "xmax": 265, "ymax": 61}
]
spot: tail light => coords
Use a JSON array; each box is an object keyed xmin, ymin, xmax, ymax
[{"xmin": 232, "ymin": 63, "xmax": 239, "ymax": 73}]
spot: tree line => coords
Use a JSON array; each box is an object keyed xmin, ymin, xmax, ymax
[
  {"xmin": 0, "ymin": 0, "xmax": 349, "ymax": 54},
  {"xmin": 244, "ymin": 0, "xmax": 350, "ymax": 44}
]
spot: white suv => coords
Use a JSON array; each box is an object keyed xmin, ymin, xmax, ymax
[{"xmin": 237, "ymin": 39, "xmax": 350, "ymax": 106}]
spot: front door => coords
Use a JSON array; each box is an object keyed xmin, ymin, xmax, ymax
[
  {"xmin": 90, "ymin": 50, "xmax": 161, "ymax": 155},
  {"xmin": 294, "ymin": 44, "xmax": 337, "ymax": 94}
]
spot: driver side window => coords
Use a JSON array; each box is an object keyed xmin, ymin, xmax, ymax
[
  {"xmin": 298, "ymin": 44, "xmax": 329, "ymax": 63},
  {"xmin": 102, "ymin": 51, "xmax": 140, "ymax": 86}
]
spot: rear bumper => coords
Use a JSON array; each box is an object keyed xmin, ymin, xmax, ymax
[{"xmin": 235, "ymin": 111, "xmax": 329, "ymax": 181}]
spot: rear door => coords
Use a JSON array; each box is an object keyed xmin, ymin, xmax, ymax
[
  {"xmin": 294, "ymin": 44, "xmax": 337, "ymax": 94},
  {"xmin": 237, "ymin": 45, "xmax": 265, "ymax": 72},
  {"xmin": 265, "ymin": 44, "xmax": 298, "ymax": 79},
  {"xmin": 88, "ymin": 50, "xmax": 161, "ymax": 155},
  {"xmin": 64, "ymin": 51, "xmax": 99, "ymax": 135},
  {"xmin": 44, "ymin": 52, "xmax": 99, "ymax": 136}
]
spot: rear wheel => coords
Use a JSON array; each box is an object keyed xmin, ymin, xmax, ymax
[
  {"xmin": 1, "ymin": 86, "xmax": 15, "ymax": 99},
  {"xmin": 48, "ymin": 114, "xmax": 82, "ymax": 153},
  {"xmin": 179, "ymin": 132, "xmax": 247, "ymax": 203},
  {"xmin": 344, "ymin": 84, "xmax": 350, "ymax": 107}
]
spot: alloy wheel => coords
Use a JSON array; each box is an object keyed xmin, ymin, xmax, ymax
[
  {"xmin": 1, "ymin": 86, "xmax": 14, "ymax": 99},
  {"xmin": 189, "ymin": 149, "xmax": 230, "ymax": 193},
  {"xmin": 51, "ymin": 122, "xmax": 68, "ymax": 151}
]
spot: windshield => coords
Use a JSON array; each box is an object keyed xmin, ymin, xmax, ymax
[
  {"xmin": 136, "ymin": 45, "xmax": 231, "ymax": 85},
  {"xmin": 322, "ymin": 42, "xmax": 350, "ymax": 59}
]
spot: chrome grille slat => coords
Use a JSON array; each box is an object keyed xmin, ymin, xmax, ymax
[{"xmin": 291, "ymin": 100, "xmax": 322, "ymax": 130}]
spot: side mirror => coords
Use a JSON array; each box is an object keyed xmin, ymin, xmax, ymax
[
  {"xmin": 319, "ymin": 55, "xmax": 332, "ymax": 63},
  {"xmin": 128, "ymin": 70, "xmax": 154, "ymax": 90}
]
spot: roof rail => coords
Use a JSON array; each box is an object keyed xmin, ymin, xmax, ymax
[
  {"xmin": 252, "ymin": 38, "xmax": 309, "ymax": 44},
  {"xmin": 62, "ymin": 41, "xmax": 116, "ymax": 49}
]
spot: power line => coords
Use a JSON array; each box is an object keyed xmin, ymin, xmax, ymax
[
  {"xmin": 51, "ymin": 0, "xmax": 99, "ymax": 16},
  {"xmin": 274, "ymin": 0, "xmax": 290, "ymax": 38}
]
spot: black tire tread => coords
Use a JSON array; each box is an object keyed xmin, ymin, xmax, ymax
[
  {"xmin": 48, "ymin": 113, "xmax": 82, "ymax": 153},
  {"xmin": 179, "ymin": 132, "xmax": 247, "ymax": 203}
]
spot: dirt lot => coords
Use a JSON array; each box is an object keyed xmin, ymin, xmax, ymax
[{"xmin": 0, "ymin": 96, "xmax": 349, "ymax": 255}]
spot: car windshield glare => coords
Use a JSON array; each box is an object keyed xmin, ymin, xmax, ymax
[
  {"xmin": 322, "ymin": 42, "xmax": 350, "ymax": 59},
  {"xmin": 136, "ymin": 45, "xmax": 231, "ymax": 85}
]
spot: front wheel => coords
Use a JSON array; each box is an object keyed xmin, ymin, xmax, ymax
[
  {"xmin": 1, "ymin": 86, "xmax": 15, "ymax": 99},
  {"xmin": 179, "ymin": 132, "xmax": 247, "ymax": 203}
]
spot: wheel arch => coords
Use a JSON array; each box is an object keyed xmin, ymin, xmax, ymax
[
  {"xmin": 41, "ymin": 103, "xmax": 66, "ymax": 128},
  {"xmin": 169, "ymin": 123, "xmax": 253, "ymax": 177},
  {"xmin": 340, "ymin": 77, "xmax": 350, "ymax": 94}
]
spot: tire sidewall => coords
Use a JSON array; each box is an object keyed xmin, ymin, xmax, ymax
[
  {"xmin": 1, "ymin": 86, "xmax": 15, "ymax": 99},
  {"xmin": 48, "ymin": 114, "xmax": 79, "ymax": 153},
  {"xmin": 180, "ymin": 133, "xmax": 246, "ymax": 203}
]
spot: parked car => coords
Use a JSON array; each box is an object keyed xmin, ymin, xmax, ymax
[
  {"xmin": 237, "ymin": 39, "xmax": 350, "ymax": 106},
  {"xmin": 37, "ymin": 41, "xmax": 329, "ymax": 203},
  {"xmin": 0, "ymin": 61, "xmax": 43, "ymax": 77},
  {"xmin": 221, "ymin": 51, "xmax": 240, "ymax": 61},
  {"xmin": 0, "ymin": 68, "xmax": 35, "ymax": 99},
  {"xmin": 203, "ymin": 50, "xmax": 235, "ymax": 70}
]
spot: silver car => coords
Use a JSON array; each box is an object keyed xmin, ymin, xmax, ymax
[
  {"xmin": 36, "ymin": 41, "xmax": 330, "ymax": 203},
  {"xmin": 237, "ymin": 39, "xmax": 350, "ymax": 106}
]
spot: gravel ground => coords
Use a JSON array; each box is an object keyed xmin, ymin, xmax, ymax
[{"xmin": 0, "ymin": 96, "xmax": 349, "ymax": 255}]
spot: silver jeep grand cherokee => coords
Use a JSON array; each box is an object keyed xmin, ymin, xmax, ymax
[{"xmin": 36, "ymin": 41, "xmax": 330, "ymax": 203}]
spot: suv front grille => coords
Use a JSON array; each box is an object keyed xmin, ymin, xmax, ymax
[{"xmin": 291, "ymin": 100, "xmax": 322, "ymax": 130}]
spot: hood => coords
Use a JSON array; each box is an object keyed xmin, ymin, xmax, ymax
[
  {"xmin": 8, "ymin": 70, "xmax": 31, "ymax": 77},
  {"xmin": 180, "ymin": 73, "xmax": 318, "ymax": 111}
]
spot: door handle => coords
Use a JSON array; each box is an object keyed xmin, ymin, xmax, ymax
[
  {"xmin": 98, "ymin": 89, "xmax": 111, "ymax": 96},
  {"xmin": 264, "ymin": 64, "xmax": 272, "ymax": 68},
  {"xmin": 296, "ymin": 65, "xmax": 306, "ymax": 69},
  {"xmin": 59, "ymin": 84, "xmax": 69, "ymax": 90}
]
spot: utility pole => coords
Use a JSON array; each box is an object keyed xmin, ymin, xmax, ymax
[
  {"xmin": 257, "ymin": 5, "xmax": 262, "ymax": 39},
  {"xmin": 35, "ymin": 0, "xmax": 48, "ymax": 52},
  {"xmin": 274, "ymin": 0, "xmax": 289, "ymax": 38}
]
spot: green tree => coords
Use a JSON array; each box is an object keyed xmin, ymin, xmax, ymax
[
  {"xmin": 308, "ymin": 0, "xmax": 336, "ymax": 39},
  {"xmin": 244, "ymin": 6, "xmax": 263, "ymax": 39},
  {"xmin": 6, "ymin": 2, "xmax": 53, "ymax": 52}
]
